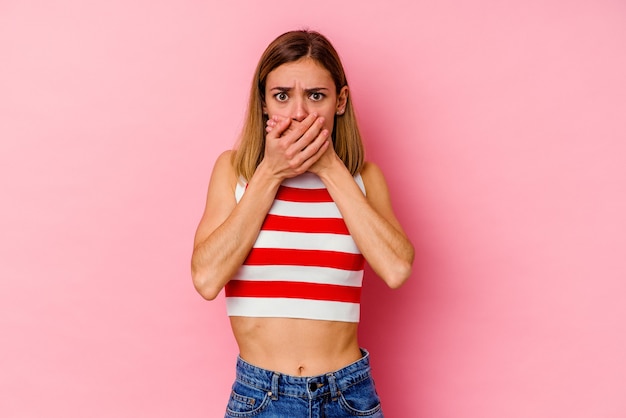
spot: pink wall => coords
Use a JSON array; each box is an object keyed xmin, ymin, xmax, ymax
[{"xmin": 2, "ymin": 1, "xmax": 625, "ymax": 417}]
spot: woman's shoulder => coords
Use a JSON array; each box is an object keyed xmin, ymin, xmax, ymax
[
  {"xmin": 359, "ymin": 161, "xmax": 390, "ymax": 197},
  {"xmin": 213, "ymin": 150, "xmax": 237, "ymax": 174},
  {"xmin": 360, "ymin": 161, "xmax": 385, "ymax": 183},
  {"xmin": 215, "ymin": 149, "xmax": 236, "ymax": 165},
  {"xmin": 209, "ymin": 150, "xmax": 239, "ymax": 190}
]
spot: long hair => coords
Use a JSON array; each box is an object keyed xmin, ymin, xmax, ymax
[{"xmin": 233, "ymin": 30, "xmax": 364, "ymax": 181}]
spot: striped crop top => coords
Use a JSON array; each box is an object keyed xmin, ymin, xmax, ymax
[{"xmin": 225, "ymin": 172, "xmax": 366, "ymax": 323}]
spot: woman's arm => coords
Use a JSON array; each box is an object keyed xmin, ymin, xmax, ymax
[
  {"xmin": 191, "ymin": 150, "xmax": 281, "ymax": 300},
  {"xmin": 191, "ymin": 114, "xmax": 329, "ymax": 300},
  {"xmin": 313, "ymin": 155, "xmax": 415, "ymax": 289}
]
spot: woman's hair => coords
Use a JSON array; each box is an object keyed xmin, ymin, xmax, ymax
[{"xmin": 233, "ymin": 30, "xmax": 364, "ymax": 181}]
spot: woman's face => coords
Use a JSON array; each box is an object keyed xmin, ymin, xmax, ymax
[{"xmin": 263, "ymin": 58, "xmax": 348, "ymax": 134}]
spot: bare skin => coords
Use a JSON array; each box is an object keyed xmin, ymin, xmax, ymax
[
  {"xmin": 191, "ymin": 58, "xmax": 414, "ymax": 376},
  {"xmin": 231, "ymin": 317, "xmax": 361, "ymax": 376}
]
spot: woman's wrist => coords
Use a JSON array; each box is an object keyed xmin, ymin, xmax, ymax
[
  {"xmin": 250, "ymin": 159, "xmax": 284, "ymax": 191},
  {"xmin": 313, "ymin": 152, "xmax": 345, "ymax": 182}
]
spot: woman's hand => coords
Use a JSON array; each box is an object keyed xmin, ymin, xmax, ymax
[
  {"xmin": 306, "ymin": 136, "xmax": 340, "ymax": 176},
  {"xmin": 264, "ymin": 114, "xmax": 335, "ymax": 178}
]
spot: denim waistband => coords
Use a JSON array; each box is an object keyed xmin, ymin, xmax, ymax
[{"xmin": 235, "ymin": 349, "xmax": 372, "ymax": 401}]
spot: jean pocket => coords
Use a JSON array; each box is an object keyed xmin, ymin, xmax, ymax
[
  {"xmin": 338, "ymin": 375, "xmax": 383, "ymax": 416},
  {"xmin": 225, "ymin": 381, "xmax": 271, "ymax": 417}
]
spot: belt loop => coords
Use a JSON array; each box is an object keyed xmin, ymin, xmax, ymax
[
  {"xmin": 270, "ymin": 372, "xmax": 280, "ymax": 400},
  {"xmin": 327, "ymin": 373, "xmax": 339, "ymax": 401}
]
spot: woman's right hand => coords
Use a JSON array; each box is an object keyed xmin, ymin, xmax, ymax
[{"xmin": 262, "ymin": 113, "xmax": 330, "ymax": 179}]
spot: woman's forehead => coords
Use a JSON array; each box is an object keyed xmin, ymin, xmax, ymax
[{"xmin": 266, "ymin": 58, "xmax": 334, "ymax": 88}]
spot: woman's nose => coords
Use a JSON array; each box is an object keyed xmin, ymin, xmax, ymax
[{"xmin": 291, "ymin": 99, "xmax": 308, "ymax": 122}]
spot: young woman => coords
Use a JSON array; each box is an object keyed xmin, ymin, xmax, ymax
[{"xmin": 191, "ymin": 30, "xmax": 414, "ymax": 417}]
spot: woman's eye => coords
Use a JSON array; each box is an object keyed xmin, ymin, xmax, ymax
[
  {"xmin": 275, "ymin": 92, "xmax": 288, "ymax": 102},
  {"xmin": 310, "ymin": 92, "xmax": 324, "ymax": 101}
]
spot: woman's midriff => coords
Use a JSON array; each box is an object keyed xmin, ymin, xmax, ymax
[{"xmin": 229, "ymin": 316, "xmax": 362, "ymax": 377}]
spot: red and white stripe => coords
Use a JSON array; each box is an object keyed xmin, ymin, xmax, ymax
[{"xmin": 226, "ymin": 172, "xmax": 366, "ymax": 323}]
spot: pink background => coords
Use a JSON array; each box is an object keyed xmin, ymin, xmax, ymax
[{"xmin": 2, "ymin": 1, "xmax": 626, "ymax": 417}]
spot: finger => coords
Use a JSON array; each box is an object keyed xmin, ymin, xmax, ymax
[
  {"xmin": 265, "ymin": 117, "xmax": 277, "ymax": 133},
  {"xmin": 299, "ymin": 137, "xmax": 330, "ymax": 172},
  {"xmin": 283, "ymin": 113, "xmax": 319, "ymax": 142},
  {"xmin": 265, "ymin": 116, "xmax": 291, "ymax": 139},
  {"xmin": 290, "ymin": 128, "xmax": 330, "ymax": 166},
  {"xmin": 289, "ymin": 116, "xmax": 325, "ymax": 153}
]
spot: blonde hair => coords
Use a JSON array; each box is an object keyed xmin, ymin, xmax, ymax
[{"xmin": 233, "ymin": 30, "xmax": 364, "ymax": 181}]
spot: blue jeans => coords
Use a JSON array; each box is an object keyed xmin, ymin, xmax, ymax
[{"xmin": 225, "ymin": 349, "xmax": 384, "ymax": 417}]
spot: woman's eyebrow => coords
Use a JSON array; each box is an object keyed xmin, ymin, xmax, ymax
[
  {"xmin": 269, "ymin": 86, "xmax": 292, "ymax": 92},
  {"xmin": 269, "ymin": 87, "xmax": 330, "ymax": 92}
]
